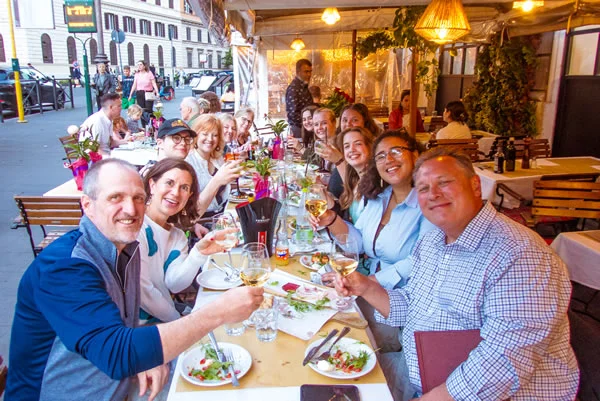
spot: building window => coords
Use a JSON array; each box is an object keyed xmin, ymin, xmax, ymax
[
  {"xmin": 158, "ymin": 45, "xmax": 164, "ymax": 66},
  {"xmin": 207, "ymin": 31, "xmax": 211, "ymax": 44},
  {"xmin": 123, "ymin": 16, "xmax": 136, "ymax": 33},
  {"xmin": 0, "ymin": 35, "xmax": 5, "ymax": 63},
  {"xmin": 41, "ymin": 33, "xmax": 53, "ymax": 63},
  {"xmin": 168, "ymin": 0, "xmax": 173, "ymax": 8},
  {"xmin": 187, "ymin": 49, "xmax": 193, "ymax": 68},
  {"xmin": 140, "ymin": 19, "xmax": 151, "ymax": 35},
  {"xmin": 168, "ymin": 25, "xmax": 178, "ymax": 40},
  {"xmin": 186, "ymin": 27, "xmax": 191, "ymax": 41},
  {"xmin": 109, "ymin": 41, "xmax": 117, "ymax": 65},
  {"xmin": 197, "ymin": 29, "xmax": 202, "ymax": 43},
  {"xmin": 155, "ymin": 0, "xmax": 161, "ymax": 5},
  {"xmin": 207, "ymin": 51, "xmax": 213, "ymax": 69},
  {"xmin": 143, "ymin": 44, "xmax": 150, "ymax": 64},
  {"xmin": 104, "ymin": 13, "xmax": 119, "ymax": 30},
  {"xmin": 198, "ymin": 49, "xmax": 204, "ymax": 67},
  {"xmin": 66, "ymin": 36, "xmax": 77, "ymax": 64},
  {"xmin": 217, "ymin": 51, "xmax": 222, "ymax": 69},
  {"xmin": 171, "ymin": 47, "xmax": 176, "ymax": 67},
  {"xmin": 127, "ymin": 42, "xmax": 135, "ymax": 65},
  {"xmin": 155, "ymin": 22, "xmax": 165, "ymax": 37},
  {"xmin": 184, "ymin": 0, "xmax": 192, "ymax": 14},
  {"xmin": 89, "ymin": 38, "xmax": 98, "ymax": 62}
]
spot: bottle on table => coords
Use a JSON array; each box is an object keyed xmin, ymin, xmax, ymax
[
  {"xmin": 274, "ymin": 222, "xmax": 290, "ymax": 266},
  {"xmin": 521, "ymin": 137, "xmax": 531, "ymax": 169},
  {"xmin": 505, "ymin": 137, "xmax": 516, "ymax": 172},
  {"xmin": 493, "ymin": 144, "xmax": 505, "ymax": 174},
  {"xmin": 295, "ymin": 188, "xmax": 314, "ymax": 248}
]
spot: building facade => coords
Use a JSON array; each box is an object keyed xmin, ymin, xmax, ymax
[{"xmin": 0, "ymin": 0, "xmax": 230, "ymax": 78}]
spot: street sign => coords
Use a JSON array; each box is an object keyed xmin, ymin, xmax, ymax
[
  {"xmin": 64, "ymin": 0, "xmax": 97, "ymax": 33},
  {"xmin": 11, "ymin": 58, "xmax": 21, "ymax": 73},
  {"xmin": 111, "ymin": 29, "xmax": 126, "ymax": 44}
]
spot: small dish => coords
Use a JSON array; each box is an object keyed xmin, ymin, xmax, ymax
[
  {"xmin": 181, "ymin": 343, "xmax": 252, "ymax": 386},
  {"xmin": 196, "ymin": 269, "xmax": 242, "ymax": 290}
]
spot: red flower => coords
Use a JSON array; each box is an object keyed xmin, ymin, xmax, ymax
[
  {"xmin": 334, "ymin": 87, "xmax": 340, "ymax": 93},
  {"xmin": 349, "ymin": 97, "xmax": 355, "ymax": 103}
]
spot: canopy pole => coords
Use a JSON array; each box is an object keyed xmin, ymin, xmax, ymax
[
  {"xmin": 352, "ymin": 30, "xmax": 357, "ymax": 101},
  {"xmin": 410, "ymin": 48, "xmax": 418, "ymax": 138}
]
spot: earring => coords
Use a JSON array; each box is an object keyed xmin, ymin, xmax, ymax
[
  {"xmin": 146, "ymin": 195, "xmax": 152, "ymax": 205},
  {"xmin": 181, "ymin": 209, "xmax": 187, "ymax": 216},
  {"xmin": 380, "ymin": 178, "xmax": 383, "ymax": 187}
]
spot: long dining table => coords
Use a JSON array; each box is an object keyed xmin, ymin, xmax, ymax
[{"xmin": 166, "ymin": 252, "xmax": 393, "ymax": 401}]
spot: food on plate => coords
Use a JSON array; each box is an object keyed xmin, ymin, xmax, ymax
[
  {"xmin": 311, "ymin": 252, "xmax": 329, "ymax": 266},
  {"xmin": 187, "ymin": 344, "xmax": 238, "ymax": 382},
  {"xmin": 318, "ymin": 348, "xmax": 370, "ymax": 374},
  {"xmin": 316, "ymin": 360, "xmax": 335, "ymax": 372},
  {"xmin": 282, "ymin": 282, "xmax": 300, "ymax": 292}
]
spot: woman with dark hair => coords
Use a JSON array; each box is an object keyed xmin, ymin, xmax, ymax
[
  {"xmin": 338, "ymin": 103, "xmax": 381, "ymax": 136},
  {"xmin": 128, "ymin": 60, "xmax": 159, "ymax": 113},
  {"xmin": 388, "ymin": 90, "xmax": 425, "ymax": 132},
  {"xmin": 137, "ymin": 158, "xmax": 230, "ymax": 324},
  {"xmin": 436, "ymin": 100, "xmax": 471, "ymax": 139},
  {"xmin": 288, "ymin": 104, "xmax": 318, "ymax": 154}
]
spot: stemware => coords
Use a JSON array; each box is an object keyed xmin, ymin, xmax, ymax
[
  {"xmin": 212, "ymin": 212, "xmax": 240, "ymax": 268},
  {"xmin": 305, "ymin": 184, "xmax": 328, "ymax": 219},
  {"xmin": 329, "ymin": 234, "xmax": 359, "ymax": 309},
  {"xmin": 239, "ymin": 242, "xmax": 272, "ymax": 287}
]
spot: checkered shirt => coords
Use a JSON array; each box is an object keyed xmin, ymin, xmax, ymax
[
  {"xmin": 375, "ymin": 202, "xmax": 579, "ymax": 400},
  {"xmin": 285, "ymin": 77, "xmax": 313, "ymax": 128}
]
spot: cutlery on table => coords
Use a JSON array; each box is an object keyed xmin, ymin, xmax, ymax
[
  {"xmin": 209, "ymin": 258, "xmax": 239, "ymax": 282},
  {"xmin": 315, "ymin": 326, "xmax": 351, "ymax": 361},
  {"xmin": 302, "ymin": 329, "xmax": 339, "ymax": 366},
  {"xmin": 208, "ymin": 331, "xmax": 239, "ymax": 386}
]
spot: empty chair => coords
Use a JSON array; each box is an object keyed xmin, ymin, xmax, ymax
[
  {"xmin": 428, "ymin": 138, "xmax": 480, "ymax": 162},
  {"xmin": 14, "ymin": 196, "xmax": 83, "ymax": 257},
  {"xmin": 59, "ymin": 134, "xmax": 79, "ymax": 164}
]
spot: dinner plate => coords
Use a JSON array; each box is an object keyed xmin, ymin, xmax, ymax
[
  {"xmin": 228, "ymin": 194, "xmax": 249, "ymax": 204},
  {"xmin": 299, "ymin": 255, "xmax": 327, "ymax": 271},
  {"xmin": 196, "ymin": 269, "xmax": 242, "ymax": 290},
  {"xmin": 304, "ymin": 337, "xmax": 376, "ymax": 380},
  {"xmin": 181, "ymin": 343, "xmax": 252, "ymax": 386}
]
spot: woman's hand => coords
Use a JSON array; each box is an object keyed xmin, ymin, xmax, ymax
[
  {"xmin": 287, "ymin": 136, "xmax": 302, "ymax": 152},
  {"xmin": 307, "ymin": 209, "xmax": 336, "ymax": 230},
  {"xmin": 212, "ymin": 160, "xmax": 243, "ymax": 186},
  {"xmin": 195, "ymin": 228, "xmax": 237, "ymax": 255},
  {"xmin": 315, "ymin": 143, "xmax": 343, "ymax": 164}
]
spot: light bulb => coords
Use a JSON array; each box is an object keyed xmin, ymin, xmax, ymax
[
  {"xmin": 321, "ymin": 8, "xmax": 341, "ymax": 25},
  {"xmin": 436, "ymin": 28, "xmax": 449, "ymax": 40}
]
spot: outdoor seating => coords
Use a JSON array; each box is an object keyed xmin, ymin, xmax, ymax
[
  {"xmin": 14, "ymin": 196, "xmax": 83, "ymax": 258},
  {"xmin": 427, "ymin": 138, "xmax": 479, "ymax": 162},
  {"xmin": 59, "ymin": 134, "xmax": 79, "ymax": 164}
]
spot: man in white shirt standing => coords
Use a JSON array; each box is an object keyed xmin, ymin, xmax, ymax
[{"xmin": 79, "ymin": 93, "xmax": 122, "ymax": 155}]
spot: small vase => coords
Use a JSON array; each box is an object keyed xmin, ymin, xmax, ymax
[
  {"xmin": 272, "ymin": 138, "xmax": 283, "ymax": 160},
  {"xmin": 70, "ymin": 157, "xmax": 90, "ymax": 191},
  {"xmin": 253, "ymin": 174, "xmax": 270, "ymax": 200}
]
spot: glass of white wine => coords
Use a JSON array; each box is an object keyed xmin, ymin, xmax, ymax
[
  {"xmin": 329, "ymin": 234, "xmax": 359, "ymax": 310},
  {"xmin": 305, "ymin": 184, "xmax": 328, "ymax": 219},
  {"xmin": 212, "ymin": 212, "xmax": 240, "ymax": 268},
  {"xmin": 240, "ymin": 242, "xmax": 272, "ymax": 287}
]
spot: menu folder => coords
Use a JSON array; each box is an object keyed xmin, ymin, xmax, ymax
[{"xmin": 414, "ymin": 329, "xmax": 482, "ymax": 394}]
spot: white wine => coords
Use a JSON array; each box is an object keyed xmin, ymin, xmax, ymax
[
  {"xmin": 240, "ymin": 267, "xmax": 271, "ymax": 287},
  {"xmin": 215, "ymin": 233, "xmax": 238, "ymax": 250},
  {"xmin": 305, "ymin": 199, "xmax": 327, "ymax": 218},
  {"xmin": 330, "ymin": 256, "xmax": 358, "ymax": 277}
]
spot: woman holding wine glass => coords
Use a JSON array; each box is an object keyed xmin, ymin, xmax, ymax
[
  {"xmin": 312, "ymin": 108, "xmax": 344, "ymax": 173},
  {"xmin": 137, "ymin": 158, "xmax": 237, "ymax": 324}
]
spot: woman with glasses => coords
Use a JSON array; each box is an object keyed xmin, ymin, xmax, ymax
[
  {"xmin": 234, "ymin": 108, "xmax": 255, "ymax": 147},
  {"xmin": 137, "ymin": 158, "xmax": 232, "ymax": 324}
]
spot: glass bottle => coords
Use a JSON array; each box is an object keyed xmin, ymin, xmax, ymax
[
  {"xmin": 521, "ymin": 137, "xmax": 531, "ymax": 169},
  {"xmin": 505, "ymin": 137, "xmax": 516, "ymax": 172},
  {"xmin": 274, "ymin": 222, "xmax": 290, "ymax": 266},
  {"xmin": 493, "ymin": 144, "xmax": 505, "ymax": 174}
]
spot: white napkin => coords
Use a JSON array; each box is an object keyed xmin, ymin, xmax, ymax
[{"xmin": 534, "ymin": 158, "xmax": 559, "ymax": 167}]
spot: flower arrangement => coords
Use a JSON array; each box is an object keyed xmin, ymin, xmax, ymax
[
  {"xmin": 323, "ymin": 87, "xmax": 354, "ymax": 117},
  {"xmin": 264, "ymin": 114, "xmax": 289, "ymax": 138},
  {"xmin": 244, "ymin": 153, "xmax": 276, "ymax": 200},
  {"xmin": 63, "ymin": 126, "xmax": 103, "ymax": 190}
]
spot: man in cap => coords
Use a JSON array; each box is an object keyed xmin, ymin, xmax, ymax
[{"xmin": 139, "ymin": 118, "xmax": 196, "ymax": 176}]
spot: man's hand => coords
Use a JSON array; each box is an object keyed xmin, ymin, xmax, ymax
[
  {"xmin": 137, "ymin": 363, "xmax": 170, "ymax": 401},
  {"xmin": 213, "ymin": 160, "xmax": 243, "ymax": 186},
  {"xmin": 213, "ymin": 286, "xmax": 264, "ymax": 324},
  {"xmin": 196, "ymin": 228, "xmax": 237, "ymax": 255},
  {"xmin": 334, "ymin": 271, "xmax": 373, "ymax": 298}
]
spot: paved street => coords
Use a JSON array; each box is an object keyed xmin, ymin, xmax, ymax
[{"xmin": 0, "ymin": 86, "xmax": 187, "ymax": 387}]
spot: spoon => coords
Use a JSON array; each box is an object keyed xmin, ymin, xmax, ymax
[{"xmin": 316, "ymin": 326, "xmax": 351, "ymax": 361}]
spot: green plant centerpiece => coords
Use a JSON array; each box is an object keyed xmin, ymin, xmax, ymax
[
  {"xmin": 63, "ymin": 130, "xmax": 102, "ymax": 190},
  {"xmin": 246, "ymin": 154, "xmax": 276, "ymax": 200},
  {"xmin": 463, "ymin": 33, "xmax": 538, "ymax": 136}
]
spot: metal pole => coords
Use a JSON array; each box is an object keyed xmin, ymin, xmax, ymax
[
  {"xmin": 170, "ymin": 37, "xmax": 175, "ymax": 84},
  {"xmin": 351, "ymin": 30, "xmax": 357, "ymax": 101},
  {"xmin": 36, "ymin": 80, "xmax": 43, "ymax": 114},
  {"xmin": 52, "ymin": 76, "xmax": 58, "ymax": 110},
  {"xmin": 6, "ymin": 0, "xmax": 26, "ymax": 123},
  {"xmin": 76, "ymin": 35, "xmax": 94, "ymax": 116},
  {"xmin": 69, "ymin": 77, "xmax": 74, "ymax": 108},
  {"xmin": 94, "ymin": 0, "xmax": 108, "ymax": 63}
]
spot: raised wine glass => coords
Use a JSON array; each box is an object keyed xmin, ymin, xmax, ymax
[
  {"xmin": 329, "ymin": 234, "xmax": 359, "ymax": 310},
  {"xmin": 305, "ymin": 184, "xmax": 328, "ymax": 219},
  {"xmin": 212, "ymin": 212, "xmax": 240, "ymax": 268},
  {"xmin": 239, "ymin": 242, "xmax": 272, "ymax": 287}
]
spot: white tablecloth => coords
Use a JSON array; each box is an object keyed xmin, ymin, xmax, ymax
[
  {"xmin": 110, "ymin": 147, "xmax": 158, "ymax": 166},
  {"xmin": 551, "ymin": 231, "xmax": 600, "ymax": 290}
]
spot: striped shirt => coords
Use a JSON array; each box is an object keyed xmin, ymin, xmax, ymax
[{"xmin": 375, "ymin": 202, "xmax": 579, "ymax": 400}]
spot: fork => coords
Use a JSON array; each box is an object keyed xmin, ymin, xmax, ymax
[
  {"xmin": 223, "ymin": 348, "xmax": 240, "ymax": 386},
  {"xmin": 209, "ymin": 258, "xmax": 239, "ymax": 282},
  {"xmin": 315, "ymin": 326, "xmax": 351, "ymax": 361}
]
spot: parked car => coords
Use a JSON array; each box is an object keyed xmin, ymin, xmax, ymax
[{"xmin": 0, "ymin": 64, "xmax": 66, "ymax": 115}]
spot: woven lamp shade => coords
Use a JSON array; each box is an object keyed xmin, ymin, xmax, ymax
[{"xmin": 414, "ymin": 0, "xmax": 471, "ymax": 44}]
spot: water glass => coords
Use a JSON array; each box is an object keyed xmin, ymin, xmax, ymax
[
  {"xmin": 224, "ymin": 320, "xmax": 246, "ymax": 336},
  {"xmin": 254, "ymin": 308, "xmax": 278, "ymax": 342}
]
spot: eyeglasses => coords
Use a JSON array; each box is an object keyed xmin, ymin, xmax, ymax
[
  {"xmin": 374, "ymin": 146, "xmax": 413, "ymax": 164},
  {"xmin": 169, "ymin": 134, "xmax": 194, "ymax": 145}
]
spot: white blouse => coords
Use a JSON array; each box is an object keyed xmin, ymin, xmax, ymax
[
  {"xmin": 185, "ymin": 151, "xmax": 231, "ymax": 213},
  {"xmin": 436, "ymin": 121, "xmax": 471, "ymax": 140}
]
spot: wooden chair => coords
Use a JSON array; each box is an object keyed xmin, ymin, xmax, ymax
[
  {"xmin": 522, "ymin": 180, "xmax": 600, "ymax": 231},
  {"xmin": 427, "ymin": 116, "xmax": 447, "ymax": 132},
  {"xmin": 59, "ymin": 134, "xmax": 79, "ymax": 164},
  {"xmin": 14, "ymin": 196, "xmax": 83, "ymax": 258},
  {"xmin": 0, "ymin": 355, "xmax": 7, "ymax": 397},
  {"xmin": 486, "ymin": 136, "xmax": 550, "ymax": 160},
  {"xmin": 427, "ymin": 138, "xmax": 480, "ymax": 162}
]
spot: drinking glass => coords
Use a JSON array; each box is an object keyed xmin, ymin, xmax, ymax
[
  {"xmin": 305, "ymin": 184, "xmax": 327, "ymax": 219},
  {"xmin": 254, "ymin": 307, "xmax": 279, "ymax": 342},
  {"xmin": 212, "ymin": 212, "xmax": 240, "ymax": 267},
  {"xmin": 240, "ymin": 242, "xmax": 272, "ymax": 287},
  {"xmin": 329, "ymin": 234, "xmax": 359, "ymax": 310}
]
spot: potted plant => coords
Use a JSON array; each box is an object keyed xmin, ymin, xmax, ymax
[
  {"xmin": 246, "ymin": 153, "xmax": 276, "ymax": 200},
  {"xmin": 265, "ymin": 115, "xmax": 289, "ymax": 160},
  {"xmin": 63, "ymin": 129, "xmax": 102, "ymax": 190}
]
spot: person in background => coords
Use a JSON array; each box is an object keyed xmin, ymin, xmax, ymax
[
  {"xmin": 199, "ymin": 91, "xmax": 221, "ymax": 113},
  {"xmin": 435, "ymin": 100, "xmax": 471, "ymax": 140},
  {"xmin": 217, "ymin": 113, "xmax": 238, "ymax": 155},
  {"xmin": 334, "ymin": 147, "xmax": 579, "ymax": 401},
  {"xmin": 389, "ymin": 90, "xmax": 425, "ymax": 132},
  {"xmin": 120, "ymin": 66, "xmax": 135, "ymax": 105},
  {"xmin": 286, "ymin": 59, "xmax": 314, "ymax": 138},
  {"xmin": 111, "ymin": 116, "xmax": 132, "ymax": 146},
  {"xmin": 221, "ymin": 84, "xmax": 235, "ymax": 103},
  {"xmin": 91, "ymin": 62, "xmax": 116, "ymax": 110},
  {"xmin": 79, "ymin": 93, "xmax": 122, "ymax": 155},
  {"xmin": 287, "ymin": 104, "xmax": 317, "ymax": 155},
  {"xmin": 71, "ymin": 61, "xmax": 82, "ymax": 87},
  {"xmin": 309, "ymin": 85, "xmax": 322, "ymax": 105},
  {"xmin": 138, "ymin": 158, "xmax": 229, "ymax": 324},
  {"xmin": 173, "ymin": 70, "xmax": 180, "ymax": 88},
  {"xmin": 126, "ymin": 104, "xmax": 144, "ymax": 134},
  {"xmin": 234, "ymin": 108, "xmax": 255, "ymax": 148},
  {"xmin": 128, "ymin": 60, "xmax": 159, "ymax": 114},
  {"xmin": 197, "ymin": 98, "xmax": 211, "ymax": 115},
  {"xmin": 186, "ymin": 114, "xmax": 244, "ymax": 219},
  {"xmin": 5, "ymin": 158, "xmax": 264, "ymax": 401},
  {"xmin": 179, "ymin": 97, "xmax": 201, "ymax": 127}
]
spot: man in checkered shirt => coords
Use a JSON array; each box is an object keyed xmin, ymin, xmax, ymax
[{"xmin": 335, "ymin": 147, "xmax": 579, "ymax": 400}]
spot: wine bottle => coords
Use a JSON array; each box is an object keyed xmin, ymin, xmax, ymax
[
  {"xmin": 505, "ymin": 138, "xmax": 516, "ymax": 172},
  {"xmin": 493, "ymin": 145, "xmax": 505, "ymax": 174}
]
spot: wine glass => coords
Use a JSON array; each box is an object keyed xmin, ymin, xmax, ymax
[
  {"xmin": 305, "ymin": 184, "xmax": 327, "ymax": 218},
  {"xmin": 212, "ymin": 212, "xmax": 240, "ymax": 268},
  {"xmin": 239, "ymin": 242, "xmax": 272, "ymax": 287},
  {"xmin": 329, "ymin": 234, "xmax": 359, "ymax": 310}
]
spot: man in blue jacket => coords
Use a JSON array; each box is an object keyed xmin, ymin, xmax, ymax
[{"xmin": 6, "ymin": 158, "xmax": 264, "ymax": 401}]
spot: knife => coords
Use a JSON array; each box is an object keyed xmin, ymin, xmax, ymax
[
  {"xmin": 208, "ymin": 331, "xmax": 239, "ymax": 386},
  {"xmin": 302, "ymin": 329, "xmax": 339, "ymax": 366}
]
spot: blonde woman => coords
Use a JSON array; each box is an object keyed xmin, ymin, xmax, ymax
[
  {"xmin": 217, "ymin": 113, "xmax": 238, "ymax": 155},
  {"xmin": 234, "ymin": 107, "xmax": 255, "ymax": 147},
  {"xmin": 185, "ymin": 114, "xmax": 243, "ymax": 218},
  {"xmin": 126, "ymin": 104, "xmax": 144, "ymax": 133}
]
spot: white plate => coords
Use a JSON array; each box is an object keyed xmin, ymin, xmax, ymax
[
  {"xmin": 196, "ymin": 269, "xmax": 242, "ymax": 290},
  {"xmin": 181, "ymin": 343, "xmax": 252, "ymax": 386},
  {"xmin": 299, "ymin": 255, "xmax": 327, "ymax": 271},
  {"xmin": 305, "ymin": 337, "xmax": 376, "ymax": 380}
]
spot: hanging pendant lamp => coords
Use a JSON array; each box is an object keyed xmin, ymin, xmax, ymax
[
  {"xmin": 513, "ymin": 0, "xmax": 544, "ymax": 12},
  {"xmin": 414, "ymin": 0, "xmax": 471, "ymax": 44},
  {"xmin": 321, "ymin": 7, "xmax": 341, "ymax": 25},
  {"xmin": 290, "ymin": 37, "xmax": 306, "ymax": 51}
]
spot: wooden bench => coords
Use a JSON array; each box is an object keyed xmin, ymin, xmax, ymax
[{"xmin": 14, "ymin": 196, "xmax": 83, "ymax": 258}]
